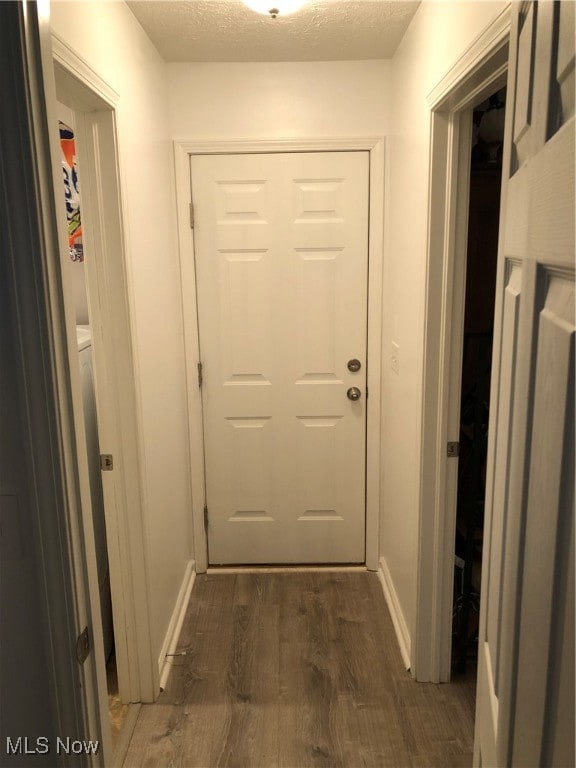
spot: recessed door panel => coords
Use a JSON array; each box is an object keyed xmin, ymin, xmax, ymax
[
  {"xmin": 485, "ymin": 262, "xmax": 522, "ymax": 691},
  {"xmin": 221, "ymin": 251, "xmax": 273, "ymax": 383},
  {"xmin": 225, "ymin": 417, "xmax": 274, "ymax": 521},
  {"xmin": 295, "ymin": 251, "xmax": 338, "ymax": 379}
]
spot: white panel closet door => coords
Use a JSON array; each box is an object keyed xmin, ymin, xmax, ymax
[
  {"xmin": 191, "ymin": 151, "xmax": 369, "ymax": 565},
  {"xmin": 474, "ymin": 2, "xmax": 574, "ymax": 766}
]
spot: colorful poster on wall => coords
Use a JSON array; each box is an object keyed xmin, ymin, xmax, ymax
[{"xmin": 59, "ymin": 121, "xmax": 83, "ymax": 262}]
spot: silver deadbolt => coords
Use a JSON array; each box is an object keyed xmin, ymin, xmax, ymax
[
  {"xmin": 347, "ymin": 358, "xmax": 362, "ymax": 372},
  {"xmin": 347, "ymin": 387, "xmax": 362, "ymax": 401}
]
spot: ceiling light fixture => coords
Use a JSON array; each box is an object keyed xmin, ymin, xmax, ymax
[{"xmin": 242, "ymin": 0, "xmax": 307, "ymax": 19}]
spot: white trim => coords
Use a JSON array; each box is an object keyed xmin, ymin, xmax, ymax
[
  {"xmin": 378, "ymin": 557, "xmax": 411, "ymax": 670},
  {"xmin": 174, "ymin": 136, "xmax": 385, "ymax": 573},
  {"xmin": 427, "ymin": 4, "xmax": 511, "ymax": 110},
  {"xmin": 365, "ymin": 138, "xmax": 385, "ymax": 572},
  {"xmin": 438, "ymin": 111, "xmax": 475, "ymax": 682},
  {"xmin": 415, "ymin": 7, "xmax": 511, "ymax": 683},
  {"xmin": 158, "ymin": 560, "xmax": 197, "ymax": 691},
  {"xmin": 174, "ymin": 141, "xmax": 208, "ymax": 571},
  {"xmin": 173, "ymin": 137, "xmax": 381, "ymax": 154},
  {"xmin": 51, "ymin": 33, "xmax": 119, "ymax": 108},
  {"xmin": 52, "ymin": 46, "xmax": 157, "ymax": 703}
]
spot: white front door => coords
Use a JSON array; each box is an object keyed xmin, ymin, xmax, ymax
[
  {"xmin": 475, "ymin": 2, "xmax": 575, "ymax": 765},
  {"xmin": 191, "ymin": 151, "xmax": 369, "ymax": 565}
]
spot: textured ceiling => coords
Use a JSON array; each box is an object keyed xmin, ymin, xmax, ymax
[{"xmin": 127, "ymin": 0, "xmax": 421, "ymax": 62}]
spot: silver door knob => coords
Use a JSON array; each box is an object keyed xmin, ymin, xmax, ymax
[
  {"xmin": 347, "ymin": 387, "xmax": 361, "ymax": 401},
  {"xmin": 347, "ymin": 358, "xmax": 362, "ymax": 372}
]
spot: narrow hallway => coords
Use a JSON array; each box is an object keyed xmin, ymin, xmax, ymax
[{"xmin": 124, "ymin": 572, "xmax": 475, "ymax": 767}]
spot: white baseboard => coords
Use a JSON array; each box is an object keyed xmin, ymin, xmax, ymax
[
  {"xmin": 377, "ymin": 557, "xmax": 411, "ymax": 670},
  {"xmin": 158, "ymin": 559, "xmax": 196, "ymax": 691}
]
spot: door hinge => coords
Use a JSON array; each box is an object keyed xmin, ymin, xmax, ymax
[
  {"xmin": 197, "ymin": 361, "xmax": 203, "ymax": 388},
  {"xmin": 100, "ymin": 454, "xmax": 114, "ymax": 471},
  {"xmin": 447, "ymin": 441, "xmax": 460, "ymax": 458},
  {"xmin": 203, "ymin": 504, "xmax": 209, "ymax": 530},
  {"xmin": 75, "ymin": 626, "xmax": 90, "ymax": 665},
  {"xmin": 189, "ymin": 201, "xmax": 195, "ymax": 229}
]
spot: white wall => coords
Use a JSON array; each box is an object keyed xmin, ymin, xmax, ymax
[
  {"xmin": 166, "ymin": 59, "xmax": 391, "ymax": 568},
  {"xmin": 49, "ymin": 2, "xmax": 192, "ymax": 663},
  {"xmin": 381, "ymin": 0, "xmax": 507, "ymax": 650},
  {"xmin": 168, "ymin": 60, "xmax": 391, "ymax": 138}
]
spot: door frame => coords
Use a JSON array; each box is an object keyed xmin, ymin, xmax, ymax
[
  {"xmin": 415, "ymin": 6, "xmax": 511, "ymax": 682},
  {"xmin": 174, "ymin": 137, "xmax": 385, "ymax": 572},
  {"xmin": 51, "ymin": 33, "xmax": 157, "ymax": 704}
]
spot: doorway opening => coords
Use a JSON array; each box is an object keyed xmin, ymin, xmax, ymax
[
  {"xmin": 56, "ymin": 103, "xmax": 129, "ymax": 748},
  {"xmin": 415, "ymin": 4, "xmax": 510, "ymax": 685},
  {"xmin": 52, "ymin": 36, "xmax": 157, "ymax": 761},
  {"xmin": 451, "ymin": 88, "xmax": 506, "ymax": 677}
]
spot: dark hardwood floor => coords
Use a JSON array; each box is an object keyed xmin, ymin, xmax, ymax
[{"xmin": 123, "ymin": 572, "xmax": 476, "ymax": 768}]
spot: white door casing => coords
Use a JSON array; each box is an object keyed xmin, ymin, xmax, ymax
[
  {"xmin": 474, "ymin": 2, "xmax": 575, "ymax": 766},
  {"xmin": 418, "ymin": 4, "xmax": 510, "ymax": 683},
  {"xmin": 52, "ymin": 35, "xmax": 157, "ymax": 705},
  {"xmin": 191, "ymin": 151, "xmax": 369, "ymax": 565}
]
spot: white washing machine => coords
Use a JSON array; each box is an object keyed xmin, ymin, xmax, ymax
[{"xmin": 77, "ymin": 326, "xmax": 114, "ymax": 661}]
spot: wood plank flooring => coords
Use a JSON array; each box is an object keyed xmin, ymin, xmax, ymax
[{"xmin": 123, "ymin": 572, "xmax": 475, "ymax": 768}]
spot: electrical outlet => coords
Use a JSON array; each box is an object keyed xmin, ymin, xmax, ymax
[{"xmin": 391, "ymin": 341, "xmax": 400, "ymax": 375}]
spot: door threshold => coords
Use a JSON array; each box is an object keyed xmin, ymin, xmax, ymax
[{"xmin": 206, "ymin": 564, "xmax": 367, "ymax": 574}]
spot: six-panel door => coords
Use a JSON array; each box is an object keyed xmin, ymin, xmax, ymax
[
  {"xmin": 191, "ymin": 151, "xmax": 369, "ymax": 564},
  {"xmin": 474, "ymin": 2, "xmax": 575, "ymax": 765}
]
